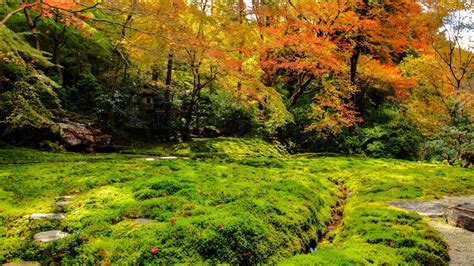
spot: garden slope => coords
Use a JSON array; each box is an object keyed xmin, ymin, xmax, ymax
[{"xmin": 0, "ymin": 139, "xmax": 473, "ymax": 264}]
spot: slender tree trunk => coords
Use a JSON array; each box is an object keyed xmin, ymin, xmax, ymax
[
  {"xmin": 183, "ymin": 98, "xmax": 197, "ymax": 140},
  {"xmin": 166, "ymin": 53, "xmax": 173, "ymax": 86},
  {"xmin": 52, "ymin": 47, "xmax": 63, "ymax": 82},
  {"xmin": 23, "ymin": 4, "xmax": 40, "ymax": 50},
  {"xmin": 163, "ymin": 53, "xmax": 174, "ymax": 140},
  {"xmin": 350, "ymin": 45, "xmax": 360, "ymax": 84},
  {"xmin": 350, "ymin": 0, "xmax": 368, "ymax": 85}
]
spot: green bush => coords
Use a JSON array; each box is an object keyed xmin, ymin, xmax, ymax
[
  {"xmin": 280, "ymin": 104, "xmax": 423, "ymax": 160},
  {"xmin": 64, "ymin": 73, "xmax": 101, "ymax": 113},
  {"xmin": 195, "ymin": 93, "xmax": 258, "ymax": 137},
  {"xmin": 422, "ymin": 124, "xmax": 473, "ymax": 166}
]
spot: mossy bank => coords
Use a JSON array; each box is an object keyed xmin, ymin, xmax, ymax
[{"xmin": 1, "ymin": 138, "xmax": 473, "ymax": 264}]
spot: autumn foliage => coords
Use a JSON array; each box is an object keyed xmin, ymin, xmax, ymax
[{"xmin": 0, "ymin": 0, "xmax": 472, "ymax": 158}]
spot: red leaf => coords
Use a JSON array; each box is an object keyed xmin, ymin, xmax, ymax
[{"xmin": 150, "ymin": 247, "xmax": 159, "ymax": 255}]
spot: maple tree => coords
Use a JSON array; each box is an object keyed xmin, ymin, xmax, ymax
[{"xmin": 1, "ymin": 0, "xmax": 471, "ymax": 157}]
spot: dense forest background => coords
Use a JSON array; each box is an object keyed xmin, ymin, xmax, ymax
[{"xmin": 0, "ymin": 0, "xmax": 472, "ymax": 165}]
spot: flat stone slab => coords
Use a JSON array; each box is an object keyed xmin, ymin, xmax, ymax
[
  {"xmin": 133, "ymin": 218, "xmax": 152, "ymax": 224},
  {"xmin": 445, "ymin": 203, "xmax": 474, "ymax": 232},
  {"xmin": 160, "ymin": 156, "xmax": 178, "ymax": 160},
  {"xmin": 145, "ymin": 158, "xmax": 156, "ymax": 161},
  {"xmin": 30, "ymin": 213, "xmax": 65, "ymax": 220},
  {"xmin": 56, "ymin": 195, "xmax": 74, "ymax": 200},
  {"xmin": 54, "ymin": 201, "xmax": 72, "ymax": 207},
  {"xmin": 388, "ymin": 195, "xmax": 474, "ymax": 218},
  {"xmin": 388, "ymin": 201, "xmax": 448, "ymax": 218},
  {"xmin": 33, "ymin": 230, "xmax": 69, "ymax": 242}
]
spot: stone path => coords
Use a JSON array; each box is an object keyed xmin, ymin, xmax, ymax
[
  {"xmin": 428, "ymin": 220, "xmax": 474, "ymax": 266},
  {"xmin": 389, "ymin": 195, "xmax": 474, "ymax": 265},
  {"xmin": 30, "ymin": 195, "xmax": 75, "ymax": 243}
]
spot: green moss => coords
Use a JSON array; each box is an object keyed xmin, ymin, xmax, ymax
[
  {"xmin": 0, "ymin": 139, "xmax": 473, "ymax": 264},
  {"xmin": 122, "ymin": 137, "xmax": 288, "ymax": 158}
]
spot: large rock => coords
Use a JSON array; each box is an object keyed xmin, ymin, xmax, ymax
[
  {"xmin": 2, "ymin": 118, "xmax": 111, "ymax": 153},
  {"xmin": 48, "ymin": 119, "xmax": 111, "ymax": 152},
  {"xmin": 445, "ymin": 203, "xmax": 474, "ymax": 232}
]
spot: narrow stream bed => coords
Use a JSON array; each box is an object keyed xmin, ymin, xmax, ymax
[{"xmin": 319, "ymin": 181, "xmax": 350, "ymax": 243}]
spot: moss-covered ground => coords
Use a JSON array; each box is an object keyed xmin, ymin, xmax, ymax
[{"xmin": 1, "ymin": 138, "xmax": 473, "ymax": 264}]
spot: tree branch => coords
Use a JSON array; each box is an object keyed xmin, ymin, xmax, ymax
[{"xmin": 0, "ymin": 2, "xmax": 41, "ymax": 25}]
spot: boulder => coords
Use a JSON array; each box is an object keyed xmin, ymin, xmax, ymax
[
  {"xmin": 445, "ymin": 203, "xmax": 474, "ymax": 232},
  {"xmin": 49, "ymin": 120, "xmax": 111, "ymax": 152},
  {"xmin": 2, "ymin": 118, "xmax": 111, "ymax": 153}
]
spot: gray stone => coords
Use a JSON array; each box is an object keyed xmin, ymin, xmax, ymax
[
  {"xmin": 388, "ymin": 200, "xmax": 448, "ymax": 217},
  {"xmin": 30, "ymin": 213, "xmax": 65, "ymax": 220},
  {"xmin": 145, "ymin": 158, "xmax": 156, "ymax": 161},
  {"xmin": 56, "ymin": 195, "xmax": 74, "ymax": 200},
  {"xmin": 445, "ymin": 203, "xmax": 474, "ymax": 232},
  {"xmin": 160, "ymin": 156, "xmax": 178, "ymax": 160},
  {"xmin": 33, "ymin": 230, "xmax": 69, "ymax": 242},
  {"xmin": 134, "ymin": 218, "xmax": 152, "ymax": 224},
  {"xmin": 54, "ymin": 201, "xmax": 72, "ymax": 207}
]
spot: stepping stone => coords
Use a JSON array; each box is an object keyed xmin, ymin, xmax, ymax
[
  {"xmin": 54, "ymin": 201, "xmax": 72, "ymax": 207},
  {"xmin": 445, "ymin": 203, "xmax": 474, "ymax": 232},
  {"xmin": 388, "ymin": 200, "xmax": 448, "ymax": 218},
  {"xmin": 30, "ymin": 213, "xmax": 65, "ymax": 220},
  {"xmin": 56, "ymin": 195, "xmax": 74, "ymax": 200},
  {"xmin": 134, "ymin": 218, "xmax": 152, "ymax": 224},
  {"xmin": 160, "ymin": 156, "xmax": 178, "ymax": 160},
  {"xmin": 3, "ymin": 262, "xmax": 40, "ymax": 266},
  {"xmin": 33, "ymin": 230, "xmax": 69, "ymax": 242},
  {"xmin": 145, "ymin": 158, "xmax": 156, "ymax": 161}
]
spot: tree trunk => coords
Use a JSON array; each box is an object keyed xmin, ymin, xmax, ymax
[
  {"xmin": 53, "ymin": 48, "xmax": 63, "ymax": 82},
  {"xmin": 23, "ymin": 4, "xmax": 40, "ymax": 50},
  {"xmin": 166, "ymin": 53, "xmax": 173, "ymax": 86},
  {"xmin": 350, "ymin": 0, "xmax": 369, "ymax": 85},
  {"xmin": 350, "ymin": 45, "xmax": 360, "ymax": 84},
  {"xmin": 183, "ymin": 99, "xmax": 197, "ymax": 140}
]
